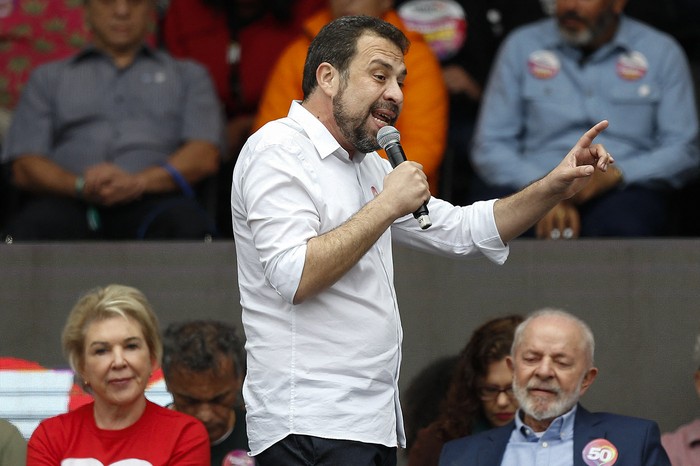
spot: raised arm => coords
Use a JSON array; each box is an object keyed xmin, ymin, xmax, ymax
[{"xmin": 494, "ymin": 120, "xmax": 613, "ymax": 243}]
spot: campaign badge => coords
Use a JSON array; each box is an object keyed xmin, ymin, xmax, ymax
[
  {"xmin": 582, "ymin": 438, "xmax": 619, "ymax": 466},
  {"xmin": 616, "ymin": 51, "xmax": 648, "ymax": 81},
  {"xmin": 528, "ymin": 50, "xmax": 560, "ymax": 79},
  {"xmin": 222, "ymin": 450, "xmax": 255, "ymax": 466},
  {"xmin": 398, "ymin": 0, "xmax": 467, "ymax": 60}
]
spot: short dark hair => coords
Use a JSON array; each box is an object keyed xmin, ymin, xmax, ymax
[
  {"xmin": 301, "ymin": 15, "xmax": 410, "ymax": 100},
  {"xmin": 162, "ymin": 320, "xmax": 245, "ymax": 380}
]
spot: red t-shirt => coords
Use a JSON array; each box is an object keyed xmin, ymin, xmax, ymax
[{"xmin": 27, "ymin": 400, "xmax": 210, "ymax": 466}]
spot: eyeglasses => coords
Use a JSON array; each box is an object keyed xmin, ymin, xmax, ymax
[{"xmin": 478, "ymin": 385, "xmax": 514, "ymax": 400}]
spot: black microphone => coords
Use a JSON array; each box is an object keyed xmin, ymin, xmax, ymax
[{"xmin": 376, "ymin": 125, "xmax": 432, "ymax": 229}]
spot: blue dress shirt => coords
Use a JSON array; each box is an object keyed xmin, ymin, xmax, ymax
[
  {"xmin": 500, "ymin": 406, "xmax": 576, "ymax": 466},
  {"xmin": 472, "ymin": 15, "xmax": 699, "ymax": 190}
]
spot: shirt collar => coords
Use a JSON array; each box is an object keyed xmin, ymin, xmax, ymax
[
  {"xmin": 287, "ymin": 101, "xmax": 368, "ymax": 164},
  {"xmin": 71, "ymin": 43, "xmax": 161, "ymax": 64},
  {"xmin": 514, "ymin": 404, "xmax": 577, "ymax": 441}
]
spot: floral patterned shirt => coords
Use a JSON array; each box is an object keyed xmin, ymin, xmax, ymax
[
  {"xmin": 0, "ymin": 0, "xmax": 90, "ymax": 110},
  {"xmin": 0, "ymin": 0, "xmax": 157, "ymax": 111}
]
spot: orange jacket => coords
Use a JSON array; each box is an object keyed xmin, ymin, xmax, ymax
[{"xmin": 253, "ymin": 9, "xmax": 448, "ymax": 194}]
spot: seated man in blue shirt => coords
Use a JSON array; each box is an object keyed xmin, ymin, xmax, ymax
[
  {"xmin": 470, "ymin": 0, "xmax": 699, "ymax": 238},
  {"xmin": 440, "ymin": 308, "xmax": 670, "ymax": 466},
  {"xmin": 1, "ymin": 0, "xmax": 223, "ymax": 241}
]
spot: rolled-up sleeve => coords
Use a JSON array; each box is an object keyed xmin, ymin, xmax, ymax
[
  {"xmin": 234, "ymin": 136, "xmax": 319, "ymax": 302},
  {"xmin": 466, "ymin": 199, "xmax": 509, "ymax": 264},
  {"xmin": 392, "ymin": 198, "xmax": 509, "ymax": 265}
]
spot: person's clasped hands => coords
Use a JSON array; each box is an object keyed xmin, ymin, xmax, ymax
[{"xmin": 82, "ymin": 163, "xmax": 147, "ymax": 206}]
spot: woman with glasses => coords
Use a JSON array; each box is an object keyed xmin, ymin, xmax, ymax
[{"xmin": 408, "ymin": 314, "xmax": 523, "ymax": 466}]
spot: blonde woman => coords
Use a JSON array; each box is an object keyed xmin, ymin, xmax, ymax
[{"xmin": 27, "ymin": 284, "xmax": 210, "ymax": 465}]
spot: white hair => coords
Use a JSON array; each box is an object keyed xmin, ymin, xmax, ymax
[{"xmin": 512, "ymin": 308, "xmax": 595, "ymax": 367}]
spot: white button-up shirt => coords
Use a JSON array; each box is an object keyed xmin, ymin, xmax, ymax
[{"xmin": 231, "ymin": 101, "xmax": 509, "ymax": 455}]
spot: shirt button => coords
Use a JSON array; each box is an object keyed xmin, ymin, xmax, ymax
[{"xmin": 542, "ymin": 441, "xmax": 548, "ymax": 448}]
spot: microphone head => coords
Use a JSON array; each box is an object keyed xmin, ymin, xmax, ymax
[{"xmin": 377, "ymin": 125, "xmax": 400, "ymax": 150}]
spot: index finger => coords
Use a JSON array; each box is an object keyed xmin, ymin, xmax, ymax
[{"xmin": 576, "ymin": 120, "xmax": 609, "ymax": 149}]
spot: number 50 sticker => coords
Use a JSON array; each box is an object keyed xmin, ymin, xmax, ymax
[{"xmin": 582, "ymin": 439, "xmax": 619, "ymax": 466}]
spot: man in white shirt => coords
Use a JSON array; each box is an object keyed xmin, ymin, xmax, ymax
[{"xmin": 231, "ymin": 14, "xmax": 613, "ymax": 466}]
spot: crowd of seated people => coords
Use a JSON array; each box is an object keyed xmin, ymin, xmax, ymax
[
  {"xmin": 1, "ymin": 0, "xmax": 699, "ymax": 240},
  {"xmin": 1, "ymin": 3, "xmax": 698, "ymax": 463},
  {"xmin": 5, "ymin": 286, "xmax": 697, "ymax": 466}
]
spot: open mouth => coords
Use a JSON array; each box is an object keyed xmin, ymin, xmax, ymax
[{"xmin": 371, "ymin": 108, "xmax": 394, "ymax": 126}]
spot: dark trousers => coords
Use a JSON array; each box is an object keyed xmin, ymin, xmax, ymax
[
  {"xmin": 470, "ymin": 181, "xmax": 669, "ymax": 237},
  {"xmin": 577, "ymin": 186, "xmax": 668, "ymax": 236},
  {"xmin": 255, "ymin": 434, "xmax": 397, "ymax": 466},
  {"xmin": 2, "ymin": 194, "xmax": 217, "ymax": 241}
]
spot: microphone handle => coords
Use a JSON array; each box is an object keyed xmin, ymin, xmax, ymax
[{"xmin": 384, "ymin": 143, "xmax": 432, "ymax": 230}]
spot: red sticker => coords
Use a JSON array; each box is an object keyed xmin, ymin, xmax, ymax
[
  {"xmin": 222, "ymin": 449, "xmax": 255, "ymax": 466},
  {"xmin": 528, "ymin": 50, "xmax": 560, "ymax": 80},
  {"xmin": 616, "ymin": 51, "xmax": 648, "ymax": 81},
  {"xmin": 398, "ymin": 0, "xmax": 467, "ymax": 60},
  {"xmin": 582, "ymin": 438, "xmax": 619, "ymax": 466}
]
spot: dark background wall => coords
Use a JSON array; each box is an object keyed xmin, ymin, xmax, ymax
[{"xmin": 1, "ymin": 240, "xmax": 698, "ymax": 437}]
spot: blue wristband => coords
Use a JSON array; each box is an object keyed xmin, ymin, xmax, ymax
[{"xmin": 162, "ymin": 163, "xmax": 195, "ymax": 198}]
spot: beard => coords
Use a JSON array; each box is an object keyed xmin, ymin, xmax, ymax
[
  {"xmin": 557, "ymin": 9, "xmax": 616, "ymax": 48},
  {"xmin": 332, "ymin": 83, "xmax": 399, "ymax": 154},
  {"xmin": 513, "ymin": 375, "xmax": 583, "ymax": 421}
]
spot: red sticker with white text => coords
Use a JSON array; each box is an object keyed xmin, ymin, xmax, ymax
[
  {"xmin": 616, "ymin": 51, "xmax": 648, "ymax": 80},
  {"xmin": 222, "ymin": 449, "xmax": 255, "ymax": 466},
  {"xmin": 528, "ymin": 50, "xmax": 560, "ymax": 79},
  {"xmin": 582, "ymin": 438, "xmax": 618, "ymax": 466}
]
